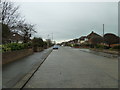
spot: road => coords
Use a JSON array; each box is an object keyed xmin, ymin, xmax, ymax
[
  {"xmin": 24, "ymin": 46, "xmax": 118, "ymax": 88},
  {"xmin": 3, "ymin": 48, "xmax": 52, "ymax": 88}
]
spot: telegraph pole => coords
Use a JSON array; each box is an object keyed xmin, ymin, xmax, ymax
[
  {"xmin": 103, "ymin": 24, "xmax": 104, "ymax": 37},
  {"xmin": 103, "ymin": 24, "xmax": 105, "ymax": 45},
  {"xmin": 47, "ymin": 34, "xmax": 49, "ymax": 48},
  {"xmin": 52, "ymin": 33, "xmax": 53, "ymax": 42}
]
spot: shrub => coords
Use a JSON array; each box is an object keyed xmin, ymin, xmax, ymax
[
  {"xmin": 74, "ymin": 44, "xmax": 80, "ymax": 47},
  {"xmin": 5, "ymin": 43, "xmax": 24, "ymax": 51},
  {"xmin": 111, "ymin": 45, "xmax": 120, "ymax": 50},
  {"xmin": 95, "ymin": 44, "xmax": 109, "ymax": 49},
  {"xmin": 2, "ymin": 45, "xmax": 11, "ymax": 52},
  {"xmin": 2, "ymin": 43, "xmax": 32, "ymax": 52},
  {"xmin": 95, "ymin": 44, "xmax": 104, "ymax": 49},
  {"xmin": 32, "ymin": 37, "xmax": 44, "ymax": 47},
  {"xmin": 0, "ymin": 45, "xmax": 2, "ymax": 52}
]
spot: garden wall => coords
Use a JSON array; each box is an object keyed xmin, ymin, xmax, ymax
[
  {"xmin": 2, "ymin": 49, "xmax": 33, "ymax": 65},
  {"xmin": 33, "ymin": 47, "xmax": 44, "ymax": 52}
]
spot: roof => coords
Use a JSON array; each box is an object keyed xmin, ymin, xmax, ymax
[
  {"xmin": 87, "ymin": 31, "xmax": 101, "ymax": 39},
  {"xmin": 79, "ymin": 36, "xmax": 87, "ymax": 40},
  {"xmin": 9, "ymin": 32, "xmax": 23, "ymax": 41}
]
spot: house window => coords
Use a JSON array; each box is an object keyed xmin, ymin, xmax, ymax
[{"xmin": 13, "ymin": 34, "xmax": 16, "ymax": 36}]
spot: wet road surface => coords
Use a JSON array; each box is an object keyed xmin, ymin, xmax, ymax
[
  {"xmin": 3, "ymin": 48, "xmax": 52, "ymax": 88},
  {"xmin": 24, "ymin": 47, "xmax": 118, "ymax": 88}
]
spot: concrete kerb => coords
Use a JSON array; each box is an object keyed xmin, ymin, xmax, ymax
[
  {"xmin": 79, "ymin": 49, "xmax": 118, "ymax": 58},
  {"xmin": 13, "ymin": 49, "xmax": 53, "ymax": 89}
]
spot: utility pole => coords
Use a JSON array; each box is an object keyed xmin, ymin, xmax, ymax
[
  {"xmin": 47, "ymin": 34, "xmax": 49, "ymax": 48},
  {"xmin": 52, "ymin": 33, "xmax": 53, "ymax": 41},
  {"xmin": 103, "ymin": 24, "xmax": 104, "ymax": 37},
  {"xmin": 103, "ymin": 24, "xmax": 105, "ymax": 45}
]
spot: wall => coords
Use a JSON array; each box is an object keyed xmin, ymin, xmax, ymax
[
  {"xmin": 2, "ymin": 49, "xmax": 33, "ymax": 65},
  {"xmin": 33, "ymin": 47, "xmax": 44, "ymax": 52}
]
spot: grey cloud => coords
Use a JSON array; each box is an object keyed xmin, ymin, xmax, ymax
[{"xmin": 18, "ymin": 2, "xmax": 118, "ymax": 43}]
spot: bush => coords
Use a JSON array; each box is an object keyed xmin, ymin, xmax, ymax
[
  {"xmin": 2, "ymin": 43, "xmax": 32, "ymax": 52},
  {"xmin": 0, "ymin": 45, "xmax": 2, "ymax": 52},
  {"xmin": 5, "ymin": 43, "xmax": 24, "ymax": 51},
  {"xmin": 111, "ymin": 45, "xmax": 120, "ymax": 50},
  {"xmin": 95, "ymin": 44, "xmax": 109, "ymax": 49},
  {"xmin": 74, "ymin": 44, "xmax": 80, "ymax": 47},
  {"xmin": 2, "ymin": 45, "xmax": 11, "ymax": 52},
  {"xmin": 32, "ymin": 37, "xmax": 44, "ymax": 47},
  {"xmin": 95, "ymin": 44, "xmax": 104, "ymax": 49}
]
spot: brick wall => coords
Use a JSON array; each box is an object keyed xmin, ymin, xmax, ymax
[{"xmin": 2, "ymin": 49, "xmax": 33, "ymax": 65}]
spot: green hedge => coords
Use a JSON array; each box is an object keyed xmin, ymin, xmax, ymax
[
  {"xmin": 74, "ymin": 44, "xmax": 80, "ymax": 47},
  {"xmin": 95, "ymin": 44, "xmax": 109, "ymax": 49},
  {"xmin": 1, "ymin": 45, "xmax": 11, "ymax": 52},
  {"xmin": 95, "ymin": 44, "xmax": 104, "ymax": 49},
  {"xmin": 2, "ymin": 43, "xmax": 32, "ymax": 52},
  {"xmin": 111, "ymin": 45, "xmax": 120, "ymax": 50}
]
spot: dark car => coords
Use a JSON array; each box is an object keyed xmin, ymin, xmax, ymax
[{"xmin": 53, "ymin": 45, "xmax": 59, "ymax": 49}]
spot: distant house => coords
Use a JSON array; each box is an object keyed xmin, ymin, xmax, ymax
[
  {"xmin": 79, "ymin": 36, "xmax": 88, "ymax": 44},
  {"xmin": 86, "ymin": 31, "xmax": 103, "ymax": 44},
  {"xmin": 9, "ymin": 32, "xmax": 24, "ymax": 43},
  {"xmin": 87, "ymin": 31, "xmax": 101, "ymax": 39},
  {"xmin": 104, "ymin": 33, "xmax": 120, "ymax": 47},
  {"xmin": 72, "ymin": 39, "xmax": 79, "ymax": 44}
]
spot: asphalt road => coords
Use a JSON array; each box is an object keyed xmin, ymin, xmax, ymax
[
  {"xmin": 24, "ymin": 46, "xmax": 118, "ymax": 88},
  {"xmin": 2, "ymin": 48, "xmax": 52, "ymax": 88}
]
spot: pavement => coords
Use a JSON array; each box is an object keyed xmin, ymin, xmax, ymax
[
  {"xmin": 0, "ymin": 52, "xmax": 2, "ymax": 89},
  {"xmin": 23, "ymin": 46, "xmax": 118, "ymax": 88},
  {"xmin": 79, "ymin": 48, "xmax": 118, "ymax": 58},
  {"xmin": 2, "ymin": 48, "xmax": 52, "ymax": 88}
]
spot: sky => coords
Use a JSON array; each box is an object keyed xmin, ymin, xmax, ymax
[{"xmin": 15, "ymin": 1, "xmax": 118, "ymax": 43}]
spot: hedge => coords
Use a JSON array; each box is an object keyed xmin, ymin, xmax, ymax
[
  {"xmin": 2, "ymin": 43, "xmax": 32, "ymax": 52},
  {"xmin": 111, "ymin": 45, "xmax": 120, "ymax": 50}
]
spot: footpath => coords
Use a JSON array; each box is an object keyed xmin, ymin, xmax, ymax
[
  {"xmin": 79, "ymin": 48, "xmax": 119, "ymax": 58},
  {"xmin": 3, "ymin": 48, "xmax": 52, "ymax": 88}
]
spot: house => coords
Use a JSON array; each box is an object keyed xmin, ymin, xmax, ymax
[
  {"xmin": 87, "ymin": 31, "xmax": 101, "ymax": 39},
  {"xmin": 79, "ymin": 36, "xmax": 88, "ymax": 44},
  {"xmin": 86, "ymin": 31, "xmax": 102, "ymax": 44},
  {"xmin": 9, "ymin": 32, "xmax": 24, "ymax": 43},
  {"xmin": 72, "ymin": 39, "xmax": 79, "ymax": 44}
]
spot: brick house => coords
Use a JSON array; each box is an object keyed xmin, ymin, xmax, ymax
[
  {"xmin": 86, "ymin": 31, "xmax": 103, "ymax": 44},
  {"xmin": 9, "ymin": 32, "xmax": 24, "ymax": 43},
  {"xmin": 79, "ymin": 36, "xmax": 88, "ymax": 44}
]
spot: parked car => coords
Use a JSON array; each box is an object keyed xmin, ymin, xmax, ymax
[{"xmin": 53, "ymin": 45, "xmax": 59, "ymax": 49}]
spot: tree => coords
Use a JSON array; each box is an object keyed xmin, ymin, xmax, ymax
[
  {"xmin": 32, "ymin": 37, "xmax": 44, "ymax": 47},
  {"xmin": 2, "ymin": 24, "xmax": 10, "ymax": 38},
  {"xmin": 1, "ymin": 1, "xmax": 36, "ymax": 44},
  {"xmin": 18, "ymin": 23, "xmax": 36, "ymax": 43},
  {"xmin": 2, "ymin": 23, "xmax": 11, "ymax": 44},
  {"xmin": 46, "ymin": 39, "xmax": 52, "ymax": 47},
  {"xmin": 1, "ymin": 1, "xmax": 21, "ymax": 26},
  {"xmin": 104, "ymin": 33, "xmax": 119, "ymax": 47},
  {"xmin": 43, "ymin": 41, "xmax": 47, "ymax": 49},
  {"xmin": 1, "ymin": 0, "xmax": 24, "ymax": 43}
]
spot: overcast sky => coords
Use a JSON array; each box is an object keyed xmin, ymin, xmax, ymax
[{"xmin": 16, "ymin": 1, "xmax": 118, "ymax": 43}]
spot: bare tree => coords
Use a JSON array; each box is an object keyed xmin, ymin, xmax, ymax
[
  {"xmin": 19, "ymin": 23, "xmax": 36, "ymax": 43},
  {"xmin": 1, "ymin": 1, "xmax": 21, "ymax": 27},
  {"xmin": 1, "ymin": 1, "xmax": 37, "ymax": 43}
]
